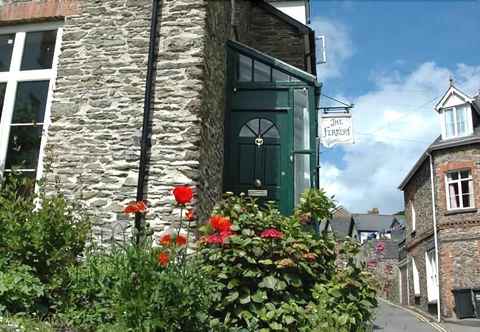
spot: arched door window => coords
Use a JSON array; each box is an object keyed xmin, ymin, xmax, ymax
[{"xmin": 238, "ymin": 118, "xmax": 279, "ymax": 139}]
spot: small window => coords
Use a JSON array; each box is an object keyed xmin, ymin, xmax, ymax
[
  {"xmin": 412, "ymin": 257, "xmax": 421, "ymax": 296},
  {"xmin": 446, "ymin": 170, "xmax": 474, "ymax": 210},
  {"xmin": 410, "ymin": 202, "xmax": 416, "ymax": 232},
  {"xmin": 238, "ymin": 118, "xmax": 279, "ymax": 139},
  {"xmin": 272, "ymin": 68, "xmax": 289, "ymax": 82},
  {"xmin": 443, "ymin": 105, "xmax": 471, "ymax": 139},
  {"xmin": 253, "ymin": 60, "xmax": 271, "ymax": 82},
  {"xmin": 238, "ymin": 54, "xmax": 252, "ymax": 82}
]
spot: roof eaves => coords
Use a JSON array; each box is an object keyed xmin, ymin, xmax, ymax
[
  {"xmin": 398, "ymin": 135, "xmax": 480, "ymax": 190},
  {"xmin": 226, "ymin": 39, "xmax": 319, "ymax": 86},
  {"xmin": 254, "ymin": 0, "xmax": 312, "ymax": 34}
]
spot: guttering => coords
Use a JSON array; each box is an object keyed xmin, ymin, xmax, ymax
[
  {"xmin": 135, "ymin": 0, "xmax": 160, "ymax": 241},
  {"xmin": 427, "ymin": 152, "xmax": 441, "ymax": 322}
]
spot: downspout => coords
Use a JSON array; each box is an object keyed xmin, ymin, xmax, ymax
[
  {"xmin": 135, "ymin": 0, "xmax": 160, "ymax": 244},
  {"xmin": 231, "ymin": 0, "xmax": 239, "ymax": 40},
  {"xmin": 428, "ymin": 152, "xmax": 442, "ymax": 322}
]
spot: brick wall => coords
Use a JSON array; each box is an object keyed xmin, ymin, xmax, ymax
[{"xmin": 0, "ymin": 0, "xmax": 79, "ymax": 24}]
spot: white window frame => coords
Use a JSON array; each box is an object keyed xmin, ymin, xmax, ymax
[
  {"xmin": 0, "ymin": 22, "xmax": 63, "ymax": 182},
  {"xmin": 412, "ymin": 257, "xmax": 421, "ymax": 296},
  {"xmin": 440, "ymin": 104, "xmax": 473, "ymax": 139},
  {"xmin": 445, "ymin": 169, "xmax": 475, "ymax": 211},
  {"xmin": 410, "ymin": 201, "xmax": 416, "ymax": 232}
]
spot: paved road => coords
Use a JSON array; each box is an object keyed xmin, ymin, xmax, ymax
[{"xmin": 374, "ymin": 299, "xmax": 438, "ymax": 332}]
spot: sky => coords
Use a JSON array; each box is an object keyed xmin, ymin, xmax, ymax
[{"xmin": 310, "ymin": 0, "xmax": 480, "ymax": 214}]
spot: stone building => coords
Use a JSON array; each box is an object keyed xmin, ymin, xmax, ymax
[
  {"xmin": 0, "ymin": 0, "xmax": 320, "ymax": 238},
  {"xmin": 399, "ymin": 83, "xmax": 480, "ymax": 319}
]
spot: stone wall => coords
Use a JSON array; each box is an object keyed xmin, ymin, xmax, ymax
[{"xmin": 0, "ymin": 0, "xmax": 314, "ymax": 239}]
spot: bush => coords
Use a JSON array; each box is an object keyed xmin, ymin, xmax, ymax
[
  {"xmin": 197, "ymin": 191, "xmax": 377, "ymax": 331},
  {"xmin": 197, "ymin": 194, "xmax": 338, "ymax": 331},
  {"xmin": 0, "ymin": 175, "xmax": 91, "ymax": 315}
]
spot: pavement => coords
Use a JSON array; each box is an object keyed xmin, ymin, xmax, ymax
[
  {"xmin": 374, "ymin": 298, "xmax": 443, "ymax": 332},
  {"xmin": 375, "ymin": 298, "xmax": 480, "ymax": 332}
]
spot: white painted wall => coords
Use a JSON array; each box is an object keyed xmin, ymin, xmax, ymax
[{"xmin": 268, "ymin": 1, "xmax": 307, "ymax": 24}]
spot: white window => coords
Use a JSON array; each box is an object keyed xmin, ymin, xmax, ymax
[
  {"xmin": 412, "ymin": 257, "xmax": 420, "ymax": 296},
  {"xmin": 410, "ymin": 202, "xmax": 416, "ymax": 232},
  {"xmin": 442, "ymin": 105, "xmax": 472, "ymax": 139},
  {"xmin": 446, "ymin": 170, "xmax": 474, "ymax": 210},
  {"xmin": 0, "ymin": 23, "xmax": 62, "ymax": 182},
  {"xmin": 425, "ymin": 250, "xmax": 438, "ymax": 302}
]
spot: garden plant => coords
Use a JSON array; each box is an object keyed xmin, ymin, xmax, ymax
[{"xmin": 0, "ymin": 175, "xmax": 377, "ymax": 331}]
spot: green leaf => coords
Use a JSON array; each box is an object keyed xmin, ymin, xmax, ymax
[
  {"xmin": 252, "ymin": 290, "xmax": 268, "ymax": 303},
  {"xmin": 227, "ymin": 278, "xmax": 240, "ymax": 289},
  {"xmin": 258, "ymin": 259, "xmax": 273, "ymax": 265},
  {"xmin": 269, "ymin": 322, "xmax": 283, "ymax": 330},
  {"xmin": 225, "ymin": 291, "xmax": 239, "ymax": 303},
  {"xmin": 239, "ymin": 294, "xmax": 251, "ymax": 304},
  {"xmin": 258, "ymin": 275, "xmax": 278, "ymax": 290}
]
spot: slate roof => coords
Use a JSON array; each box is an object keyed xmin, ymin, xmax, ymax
[
  {"xmin": 329, "ymin": 216, "xmax": 353, "ymax": 239},
  {"xmin": 399, "ymin": 94, "xmax": 480, "ymax": 190},
  {"xmin": 352, "ymin": 214, "xmax": 399, "ymax": 232}
]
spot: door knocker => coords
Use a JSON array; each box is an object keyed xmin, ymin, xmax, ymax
[{"xmin": 255, "ymin": 137, "xmax": 264, "ymax": 146}]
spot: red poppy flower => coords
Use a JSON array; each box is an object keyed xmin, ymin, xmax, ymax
[
  {"xmin": 260, "ymin": 228, "xmax": 283, "ymax": 239},
  {"xmin": 123, "ymin": 201, "xmax": 147, "ymax": 214},
  {"xmin": 175, "ymin": 235, "xmax": 187, "ymax": 246},
  {"xmin": 185, "ymin": 209, "xmax": 195, "ymax": 221},
  {"xmin": 157, "ymin": 252, "xmax": 169, "ymax": 267},
  {"xmin": 210, "ymin": 215, "xmax": 232, "ymax": 233},
  {"xmin": 159, "ymin": 234, "xmax": 172, "ymax": 246},
  {"xmin": 172, "ymin": 186, "xmax": 193, "ymax": 205}
]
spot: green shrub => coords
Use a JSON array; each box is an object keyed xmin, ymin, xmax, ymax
[
  {"xmin": 198, "ymin": 191, "xmax": 377, "ymax": 331},
  {"xmin": 0, "ymin": 175, "xmax": 91, "ymax": 314},
  {"xmin": 197, "ymin": 194, "xmax": 338, "ymax": 331},
  {"xmin": 311, "ymin": 240, "xmax": 378, "ymax": 332},
  {"xmin": 60, "ymin": 243, "xmax": 216, "ymax": 332},
  {"xmin": 0, "ymin": 263, "xmax": 44, "ymax": 314}
]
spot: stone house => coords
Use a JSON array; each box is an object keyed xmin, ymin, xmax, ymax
[
  {"xmin": 399, "ymin": 83, "xmax": 480, "ymax": 319},
  {"xmin": 353, "ymin": 212, "xmax": 404, "ymax": 244},
  {"xmin": 0, "ymin": 0, "xmax": 320, "ymax": 238}
]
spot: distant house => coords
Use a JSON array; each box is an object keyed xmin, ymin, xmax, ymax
[
  {"xmin": 353, "ymin": 213, "xmax": 404, "ymax": 243},
  {"xmin": 398, "ymin": 83, "xmax": 480, "ymax": 319},
  {"xmin": 329, "ymin": 215, "xmax": 358, "ymax": 241}
]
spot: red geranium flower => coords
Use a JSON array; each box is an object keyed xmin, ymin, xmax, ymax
[
  {"xmin": 210, "ymin": 215, "xmax": 232, "ymax": 233},
  {"xmin": 303, "ymin": 252, "xmax": 317, "ymax": 262},
  {"xmin": 123, "ymin": 201, "xmax": 148, "ymax": 214},
  {"xmin": 157, "ymin": 252, "xmax": 169, "ymax": 267},
  {"xmin": 175, "ymin": 234, "xmax": 187, "ymax": 246},
  {"xmin": 159, "ymin": 234, "xmax": 172, "ymax": 246},
  {"xmin": 206, "ymin": 234, "xmax": 224, "ymax": 245},
  {"xmin": 260, "ymin": 228, "xmax": 283, "ymax": 239},
  {"xmin": 185, "ymin": 209, "xmax": 195, "ymax": 222},
  {"xmin": 172, "ymin": 186, "xmax": 193, "ymax": 205}
]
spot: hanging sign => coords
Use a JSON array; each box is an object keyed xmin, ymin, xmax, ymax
[{"xmin": 320, "ymin": 113, "xmax": 354, "ymax": 148}]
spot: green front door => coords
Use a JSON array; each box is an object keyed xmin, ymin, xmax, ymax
[{"xmin": 226, "ymin": 110, "xmax": 292, "ymax": 214}]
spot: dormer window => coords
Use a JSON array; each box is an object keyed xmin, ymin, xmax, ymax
[
  {"xmin": 436, "ymin": 84, "xmax": 475, "ymax": 140},
  {"xmin": 442, "ymin": 104, "xmax": 472, "ymax": 139}
]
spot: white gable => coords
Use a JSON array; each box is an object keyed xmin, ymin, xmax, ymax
[{"xmin": 435, "ymin": 85, "xmax": 473, "ymax": 112}]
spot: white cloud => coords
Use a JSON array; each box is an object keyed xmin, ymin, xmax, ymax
[
  {"xmin": 311, "ymin": 17, "xmax": 354, "ymax": 80},
  {"xmin": 321, "ymin": 62, "xmax": 480, "ymax": 214}
]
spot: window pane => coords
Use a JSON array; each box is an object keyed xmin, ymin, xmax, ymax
[
  {"xmin": 238, "ymin": 54, "xmax": 252, "ymax": 82},
  {"xmin": 294, "ymin": 154, "xmax": 311, "ymax": 205},
  {"xmin": 21, "ymin": 30, "xmax": 57, "ymax": 70},
  {"xmin": 448, "ymin": 172, "xmax": 459, "ymax": 181},
  {"xmin": 11, "ymin": 81, "xmax": 50, "ymax": 124},
  {"xmin": 460, "ymin": 170, "xmax": 470, "ymax": 179},
  {"xmin": 0, "ymin": 82, "xmax": 6, "ymax": 120},
  {"xmin": 294, "ymin": 89, "xmax": 310, "ymax": 150},
  {"xmin": 462, "ymin": 194, "xmax": 471, "ymax": 208},
  {"xmin": 0, "ymin": 34, "xmax": 15, "ymax": 71},
  {"xmin": 448, "ymin": 182, "xmax": 459, "ymax": 209},
  {"xmin": 239, "ymin": 125, "xmax": 256, "ymax": 137},
  {"xmin": 253, "ymin": 61, "xmax": 270, "ymax": 82},
  {"xmin": 461, "ymin": 179, "xmax": 471, "ymax": 194},
  {"xmin": 5, "ymin": 125, "xmax": 43, "ymax": 169},
  {"xmin": 272, "ymin": 68, "xmax": 289, "ymax": 82},
  {"xmin": 445, "ymin": 109, "xmax": 455, "ymax": 137},
  {"xmin": 455, "ymin": 106, "xmax": 467, "ymax": 135}
]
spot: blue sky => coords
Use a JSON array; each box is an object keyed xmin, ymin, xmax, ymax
[{"xmin": 310, "ymin": 0, "xmax": 480, "ymax": 214}]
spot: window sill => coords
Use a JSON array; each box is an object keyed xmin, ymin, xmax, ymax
[{"xmin": 444, "ymin": 208, "xmax": 477, "ymax": 216}]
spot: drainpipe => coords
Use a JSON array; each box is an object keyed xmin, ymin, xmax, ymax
[
  {"xmin": 135, "ymin": 0, "xmax": 160, "ymax": 244},
  {"xmin": 428, "ymin": 151, "xmax": 441, "ymax": 322}
]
